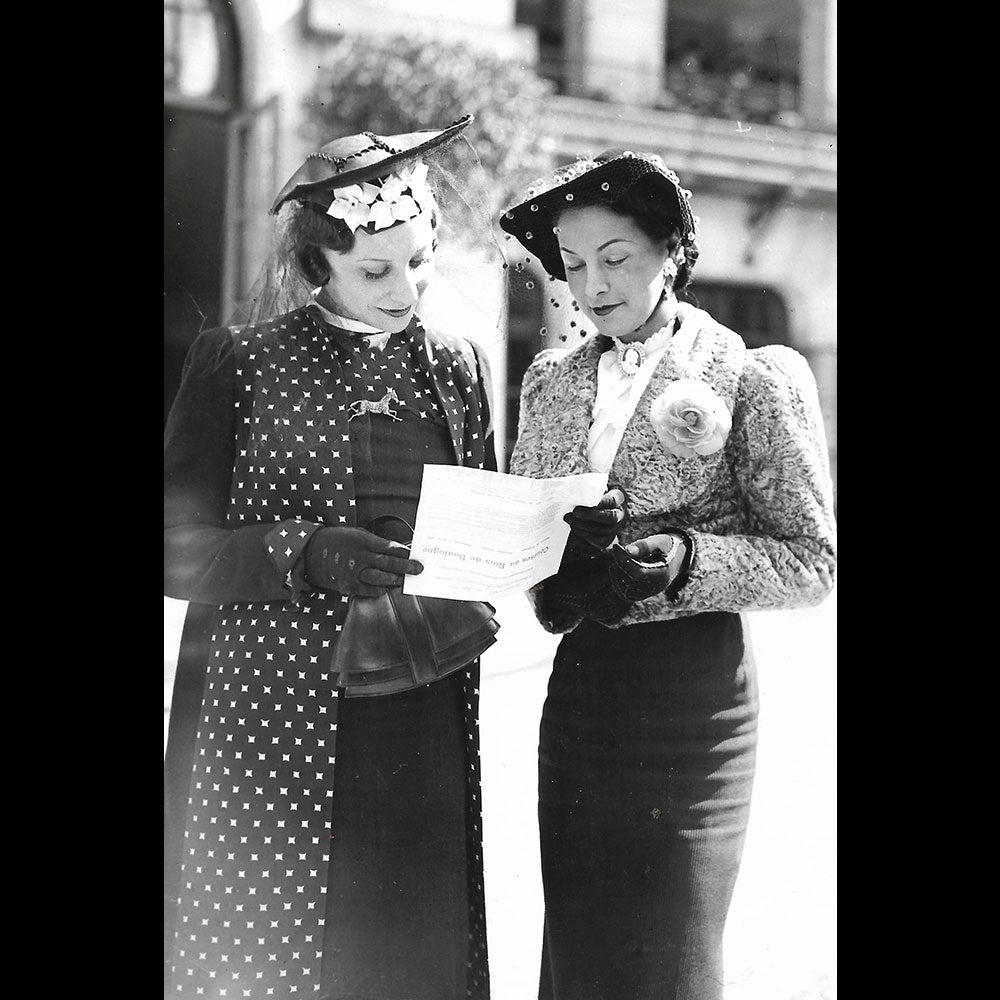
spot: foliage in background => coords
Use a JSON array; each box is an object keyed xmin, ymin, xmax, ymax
[{"xmin": 303, "ymin": 33, "xmax": 554, "ymax": 216}]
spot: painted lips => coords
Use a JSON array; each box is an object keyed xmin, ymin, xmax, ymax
[
  {"xmin": 591, "ymin": 303, "xmax": 622, "ymax": 316},
  {"xmin": 379, "ymin": 306, "xmax": 412, "ymax": 318}
]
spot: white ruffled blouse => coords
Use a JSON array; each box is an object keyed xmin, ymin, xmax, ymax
[{"xmin": 588, "ymin": 309, "xmax": 683, "ymax": 473}]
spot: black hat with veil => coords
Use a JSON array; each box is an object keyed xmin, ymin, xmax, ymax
[{"xmin": 499, "ymin": 148, "xmax": 699, "ymax": 283}]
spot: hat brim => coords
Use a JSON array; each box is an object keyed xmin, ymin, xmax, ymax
[
  {"xmin": 499, "ymin": 157, "xmax": 693, "ymax": 282},
  {"xmin": 270, "ymin": 114, "xmax": 473, "ymax": 215}
]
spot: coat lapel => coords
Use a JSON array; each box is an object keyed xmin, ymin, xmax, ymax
[
  {"xmin": 533, "ymin": 336, "xmax": 605, "ymax": 476},
  {"xmin": 411, "ymin": 318, "xmax": 492, "ymax": 469},
  {"xmin": 609, "ymin": 305, "xmax": 747, "ymax": 510}
]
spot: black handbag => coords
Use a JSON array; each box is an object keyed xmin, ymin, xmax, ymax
[{"xmin": 330, "ymin": 515, "xmax": 500, "ymax": 697}]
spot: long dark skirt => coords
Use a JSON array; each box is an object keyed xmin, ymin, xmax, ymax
[
  {"xmin": 320, "ymin": 667, "xmax": 485, "ymax": 1000},
  {"xmin": 537, "ymin": 612, "xmax": 759, "ymax": 1000}
]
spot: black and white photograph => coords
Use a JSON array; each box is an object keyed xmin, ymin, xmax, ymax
[{"xmin": 164, "ymin": 2, "xmax": 837, "ymax": 997}]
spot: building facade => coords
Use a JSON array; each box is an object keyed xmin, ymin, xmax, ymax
[{"xmin": 165, "ymin": 0, "xmax": 836, "ymax": 485}]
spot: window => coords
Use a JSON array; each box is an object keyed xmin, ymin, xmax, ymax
[
  {"xmin": 677, "ymin": 280, "xmax": 789, "ymax": 350},
  {"xmin": 662, "ymin": 0, "xmax": 803, "ymax": 126},
  {"xmin": 164, "ymin": 0, "xmax": 236, "ymax": 104},
  {"xmin": 515, "ymin": 0, "xmax": 567, "ymax": 93}
]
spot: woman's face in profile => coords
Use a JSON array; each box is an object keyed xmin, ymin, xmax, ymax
[
  {"xmin": 556, "ymin": 204, "xmax": 668, "ymax": 339},
  {"xmin": 319, "ymin": 211, "xmax": 436, "ymax": 332}
]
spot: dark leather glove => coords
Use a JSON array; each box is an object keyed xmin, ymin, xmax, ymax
[
  {"xmin": 538, "ymin": 550, "xmax": 632, "ymax": 627},
  {"xmin": 609, "ymin": 532, "xmax": 692, "ymax": 602},
  {"xmin": 563, "ymin": 486, "xmax": 628, "ymax": 556},
  {"xmin": 303, "ymin": 526, "xmax": 423, "ymax": 598}
]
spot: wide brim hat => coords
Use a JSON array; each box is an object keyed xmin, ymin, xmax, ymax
[
  {"xmin": 499, "ymin": 149, "xmax": 698, "ymax": 282},
  {"xmin": 269, "ymin": 113, "xmax": 474, "ymax": 215}
]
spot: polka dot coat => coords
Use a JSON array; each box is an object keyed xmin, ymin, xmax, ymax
[{"xmin": 164, "ymin": 307, "xmax": 496, "ymax": 998}]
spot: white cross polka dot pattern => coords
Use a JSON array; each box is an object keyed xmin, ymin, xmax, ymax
[{"xmin": 169, "ymin": 308, "xmax": 493, "ymax": 997}]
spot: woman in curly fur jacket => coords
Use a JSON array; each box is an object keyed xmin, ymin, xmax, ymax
[{"xmin": 500, "ymin": 149, "xmax": 836, "ymax": 1000}]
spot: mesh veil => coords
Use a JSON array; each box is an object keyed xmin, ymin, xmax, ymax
[{"xmin": 226, "ymin": 134, "xmax": 507, "ymax": 355}]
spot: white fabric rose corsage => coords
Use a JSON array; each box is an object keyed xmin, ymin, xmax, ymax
[{"xmin": 649, "ymin": 378, "xmax": 732, "ymax": 458}]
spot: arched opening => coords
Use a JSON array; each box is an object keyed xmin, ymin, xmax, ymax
[{"xmin": 164, "ymin": 0, "xmax": 241, "ymax": 424}]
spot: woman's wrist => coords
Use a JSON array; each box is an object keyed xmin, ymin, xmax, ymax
[{"xmin": 662, "ymin": 527, "xmax": 696, "ymax": 601}]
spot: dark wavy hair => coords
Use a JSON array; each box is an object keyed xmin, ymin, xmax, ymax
[
  {"xmin": 287, "ymin": 196, "xmax": 441, "ymax": 286},
  {"xmin": 550, "ymin": 177, "xmax": 699, "ymax": 292}
]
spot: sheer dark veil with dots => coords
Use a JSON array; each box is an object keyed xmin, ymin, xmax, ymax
[
  {"xmin": 500, "ymin": 162, "xmax": 595, "ymax": 351},
  {"xmin": 504, "ymin": 248, "xmax": 588, "ymax": 347}
]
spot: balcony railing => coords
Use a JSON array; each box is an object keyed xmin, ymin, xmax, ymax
[
  {"xmin": 658, "ymin": 66, "xmax": 802, "ymax": 128},
  {"xmin": 537, "ymin": 53, "xmax": 821, "ymax": 132}
]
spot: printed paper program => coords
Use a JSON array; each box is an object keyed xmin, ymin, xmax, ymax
[{"xmin": 403, "ymin": 466, "xmax": 609, "ymax": 601}]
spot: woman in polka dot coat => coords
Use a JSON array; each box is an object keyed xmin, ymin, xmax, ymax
[{"xmin": 164, "ymin": 118, "xmax": 495, "ymax": 1000}]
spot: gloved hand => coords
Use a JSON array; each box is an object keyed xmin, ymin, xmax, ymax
[
  {"xmin": 563, "ymin": 486, "xmax": 628, "ymax": 555},
  {"xmin": 304, "ymin": 526, "xmax": 423, "ymax": 598},
  {"xmin": 609, "ymin": 533, "xmax": 688, "ymax": 602},
  {"xmin": 538, "ymin": 550, "xmax": 632, "ymax": 627}
]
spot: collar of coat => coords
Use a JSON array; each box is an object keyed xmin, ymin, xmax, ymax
[
  {"xmin": 244, "ymin": 306, "xmax": 490, "ymax": 470},
  {"xmin": 515, "ymin": 303, "xmax": 747, "ymax": 481}
]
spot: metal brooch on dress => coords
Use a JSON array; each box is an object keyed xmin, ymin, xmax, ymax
[{"xmin": 348, "ymin": 387, "xmax": 403, "ymax": 421}]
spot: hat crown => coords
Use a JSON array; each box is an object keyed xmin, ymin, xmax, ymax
[
  {"xmin": 270, "ymin": 114, "xmax": 473, "ymax": 215},
  {"xmin": 523, "ymin": 149, "xmax": 682, "ymax": 204},
  {"xmin": 499, "ymin": 148, "xmax": 698, "ymax": 283},
  {"xmin": 307, "ymin": 128, "xmax": 429, "ymax": 172}
]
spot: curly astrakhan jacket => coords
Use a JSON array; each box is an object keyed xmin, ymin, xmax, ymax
[{"xmin": 509, "ymin": 303, "xmax": 837, "ymax": 632}]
